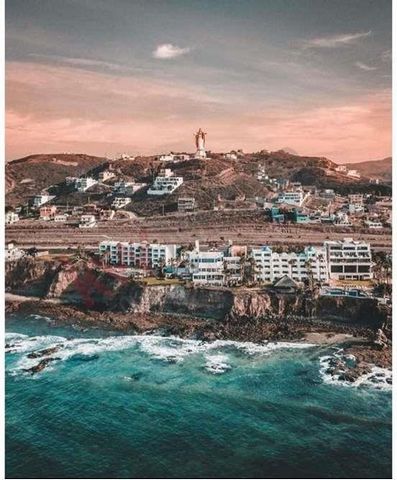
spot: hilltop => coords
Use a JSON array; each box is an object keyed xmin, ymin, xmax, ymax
[{"xmin": 348, "ymin": 157, "xmax": 392, "ymax": 182}]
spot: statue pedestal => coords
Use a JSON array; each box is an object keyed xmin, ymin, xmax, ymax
[{"xmin": 195, "ymin": 148, "xmax": 207, "ymax": 159}]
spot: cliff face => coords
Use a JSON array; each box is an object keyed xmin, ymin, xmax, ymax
[
  {"xmin": 5, "ymin": 257, "xmax": 60, "ymax": 296},
  {"xmin": 5, "ymin": 258, "xmax": 386, "ymax": 329}
]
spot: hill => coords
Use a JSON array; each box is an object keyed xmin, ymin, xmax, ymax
[
  {"xmin": 348, "ymin": 157, "xmax": 392, "ymax": 182},
  {"xmin": 5, "ymin": 150, "xmax": 392, "ymax": 213},
  {"xmin": 6, "ymin": 153, "xmax": 108, "ymax": 207}
]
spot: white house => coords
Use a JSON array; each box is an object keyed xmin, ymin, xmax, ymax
[
  {"xmin": 32, "ymin": 194, "xmax": 55, "ymax": 208},
  {"xmin": 79, "ymin": 215, "xmax": 97, "ymax": 228},
  {"xmin": 54, "ymin": 214, "xmax": 69, "ymax": 222},
  {"xmin": 6, "ymin": 243, "xmax": 24, "ymax": 262},
  {"xmin": 364, "ymin": 220, "xmax": 383, "ymax": 229},
  {"xmin": 185, "ymin": 249, "xmax": 225, "ymax": 286},
  {"xmin": 75, "ymin": 177, "xmax": 97, "ymax": 192},
  {"xmin": 324, "ymin": 238, "xmax": 373, "ymax": 281},
  {"xmin": 98, "ymin": 170, "xmax": 115, "ymax": 182},
  {"xmin": 5, "ymin": 211, "xmax": 19, "ymax": 225},
  {"xmin": 111, "ymin": 197, "xmax": 131, "ymax": 209},
  {"xmin": 347, "ymin": 169, "xmax": 361, "ymax": 179},
  {"xmin": 147, "ymin": 169, "xmax": 183, "ymax": 196}
]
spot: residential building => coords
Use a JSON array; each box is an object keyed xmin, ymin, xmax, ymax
[
  {"xmin": 185, "ymin": 248, "xmax": 225, "ymax": 286},
  {"xmin": 178, "ymin": 197, "xmax": 196, "ymax": 213},
  {"xmin": 159, "ymin": 153, "xmax": 190, "ymax": 162},
  {"xmin": 6, "ymin": 243, "xmax": 24, "ymax": 262},
  {"xmin": 347, "ymin": 169, "xmax": 361, "ymax": 179},
  {"xmin": 319, "ymin": 189, "xmax": 336, "ymax": 200},
  {"xmin": 113, "ymin": 181, "xmax": 146, "ymax": 195},
  {"xmin": 252, "ymin": 245, "xmax": 328, "ymax": 283},
  {"xmin": 364, "ymin": 220, "xmax": 383, "ymax": 229},
  {"xmin": 75, "ymin": 177, "xmax": 97, "ymax": 192},
  {"xmin": 99, "ymin": 209, "xmax": 115, "ymax": 221},
  {"xmin": 224, "ymin": 152, "xmax": 238, "ymax": 160},
  {"xmin": 98, "ymin": 170, "xmax": 115, "ymax": 182},
  {"xmin": 111, "ymin": 197, "xmax": 131, "ymax": 209},
  {"xmin": 32, "ymin": 194, "xmax": 55, "ymax": 208},
  {"xmin": 5, "ymin": 211, "xmax": 19, "ymax": 225},
  {"xmin": 348, "ymin": 194, "xmax": 364, "ymax": 214},
  {"xmin": 293, "ymin": 210, "xmax": 310, "ymax": 224},
  {"xmin": 335, "ymin": 165, "xmax": 347, "ymax": 173},
  {"xmin": 324, "ymin": 238, "xmax": 373, "ymax": 280},
  {"xmin": 65, "ymin": 176, "xmax": 78, "ymax": 185},
  {"xmin": 277, "ymin": 190, "xmax": 306, "ymax": 206},
  {"xmin": 79, "ymin": 215, "xmax": 97, "ymax": 228},
  {"xmin": 98, "ymin": 241, "xmax": 179, "ymax": 269},
  {"xmin": 39, "ymin": 205, "xmax": 57, "ymax": 220},
  {"xmin": 54, "ymin": 214, "xmax": 69, "ymax": 222},
  {"xmin": 147, "ymin": 169, "xmax": 183, "ymax": 195}
]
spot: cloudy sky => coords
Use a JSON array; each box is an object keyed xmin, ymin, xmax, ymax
[{"xmin": 6, "ymin": 0, "xmax": 392, "ymax": 162}]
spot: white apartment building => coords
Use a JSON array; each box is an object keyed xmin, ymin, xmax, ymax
[
  {"xmin": 252, "ymin": 246, "xmax": 328, "ymax": 283},
  {"xmin": 79, "ymin": 215, "xmax": 97, "ymax": 228},
  {"xmin": 32, "ymin": 194, "xmax": 55, "ymax": 208},
  {"xmin": 98, "ymin": 241, "xmax": 179, "ymax": 269},
  {"xmin": 111, "ymin": 197, "xmax": 131, "ymax": 209},
  {"xmin": 277, "ymin": 190, "xmax": 305, "ymax": 206},
  {"xmin": 5, "ymin": 211, "xmax": 19, "ymax": 225},
  {"xmin": 185, "ymin": 249, "xmax": 225, "ymax": 286},
  {"xmin": 335, "ymin": 165, "xmax": 347, "ymax": 173},
  {"xmin": 147, "ymin": 169, "xmax": 183, "ymax": 195},
  {"xmin": 75, "ymin": 177, "xmax": 97, "ymax": 192},
  {"xmin": 324, "ymin": 238, "xmax": 373, "ymax": 280}
]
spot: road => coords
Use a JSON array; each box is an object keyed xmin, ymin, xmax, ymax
[{"xmin": 6, "ymin": 211, "xmax": 392, "ymax": 252}]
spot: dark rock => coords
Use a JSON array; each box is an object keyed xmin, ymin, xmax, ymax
[
  {"xmin": 24, "ymin": 357, "xmax": 60, "ymax": 375},
  {"xmin": 27, "ymin": 345, "xmax": 62, "ymax": 359}
]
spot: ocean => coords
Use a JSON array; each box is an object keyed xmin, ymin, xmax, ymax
[{"xmin": 5, "ymin": 313, "xmax": 392, "ymax": 479}]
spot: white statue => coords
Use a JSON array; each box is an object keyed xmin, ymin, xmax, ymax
[{"xmin": 194, "ymin": 128, "xmax": 207, "ymax": 158}]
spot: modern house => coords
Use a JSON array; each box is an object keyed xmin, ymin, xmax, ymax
[
  {"xmin": 147, "ymin": 169, "xmax": 183, "ymax": 195},
  {"xmin": 324, "ymin": 238, "xmax": 373, "ymax": 280},
  {"xmin": 5, "ymin": 211, "xmax": 19, "ymax": 225},
  {"xmin": 75, "ymin": 177, "xmax": 97, "ymax": 192}
]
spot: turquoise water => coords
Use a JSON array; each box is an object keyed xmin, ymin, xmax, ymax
[{"xmin": 6, "ymin": 314, "xmax": 392, "ymax": 479}]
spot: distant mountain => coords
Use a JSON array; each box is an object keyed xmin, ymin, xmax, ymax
[{"xmin": 347, "ymin": 157, "xmax": 392, "ymax": 182}]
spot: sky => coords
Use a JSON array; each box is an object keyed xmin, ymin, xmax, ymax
[{"xmin": 5, "ymin": 0, "xmax": 392, "ymax": 162}]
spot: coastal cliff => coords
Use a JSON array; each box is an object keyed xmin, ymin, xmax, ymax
[{"xmin": 6, "ymin": 257, "xmax": 387, "ymax": 329}]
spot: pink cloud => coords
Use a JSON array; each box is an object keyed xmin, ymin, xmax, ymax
[{"xmin": 6, "ymin": 61, "xmax": 391, "ymax": 162}]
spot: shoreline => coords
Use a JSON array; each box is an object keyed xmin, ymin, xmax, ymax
[{"xmin": 6, "ymin": 294, "xmax": 391, "ymax": 373}]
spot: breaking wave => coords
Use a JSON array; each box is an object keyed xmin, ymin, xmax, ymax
[
  {"xmin": 319, "ymin": 350, "xmax": 392, "ymax": 391},
  {"xmin": 5, "ymin": 332, "xmax": 314, "ymax": 377}
]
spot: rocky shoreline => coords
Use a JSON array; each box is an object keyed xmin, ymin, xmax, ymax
[{"xmin": 6, "ymin": 295, "xmax": 392, "ymax": 380}]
